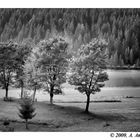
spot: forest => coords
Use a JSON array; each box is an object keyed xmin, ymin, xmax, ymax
[{"xmin": 0, "ymin": 9, "xmax": 140, "ymax": 67}]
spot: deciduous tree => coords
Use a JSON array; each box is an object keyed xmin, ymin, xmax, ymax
[
  {"xmin": 24, "ymin": 48, "xmax": 41, "ymax": 102},
  {"xmin": 14, "ymin": 39, "xmax": 32, "ymax": 98},
  {"xmin": 0, "ymin": 41, "xmax": 18, "ymax": 99},
  {"xmin": 35, "ymin": 37, "xmax": 69, "ymax": 104},
  {"xmin": 68, "ymin": 38, "xmax": 109, "ymax": 113}
]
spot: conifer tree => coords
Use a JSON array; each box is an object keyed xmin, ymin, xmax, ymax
[{"xmin": 18, "ymin": 96, "xmax": 36, "ymax": 130}]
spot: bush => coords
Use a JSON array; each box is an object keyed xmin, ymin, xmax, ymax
[
  {"xmin": 3, "ymin": 119, "xmax": 10, "ymax": 126},
  {"xmin": 2, "ymin": 119, "xmax": 14, "ymax": 132}
]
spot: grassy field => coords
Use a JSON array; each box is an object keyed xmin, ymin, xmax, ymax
[
  {"xmin": 0, "ymin": 85, "xmax": 140, "ymax": 102},
  {"xmin": 0, "ymin": 73, "xmax": 140, "ymax": 131},
  {"xmin": 0, "ymin": 92, "xmax": 140, "ymax": 131},
  {"xmin": 0, "ymin": 100, "xmax": 140, "ymax": 131}
]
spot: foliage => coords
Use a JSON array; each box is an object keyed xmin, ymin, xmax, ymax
[
  {"xmin": 0, "ymin": 9, "xmax": 140, "ymax": 67},
  {"xmin": 18, "ymin": 96, "xmax": 36, "ymax": 129},
  {"xmin": 34, "ymin": 37, "xmax": 69, "ymax": 104},
  {"xmin": 0, "ymin": 41, "xmax": 19, "ymax": 98},
  {"xmin": 68, "ymin": 38, "xmax": 109, "ymax": 112},
  {"xmin": 13, "ymin": 39, "xmax": 33, "ymax": 98},
  {"xmin": 24, "ymin": 47, "xmax": 42, "ymax": 101},
  {"xmin": 2, "ymin": 119, "xmax": 14, "ymax": 132}
]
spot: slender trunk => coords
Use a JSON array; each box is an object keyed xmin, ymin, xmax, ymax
[
  {"xmin": 85, "ymin": 94, "xmax": 90, "ymax": 113},
  {"xmin": 50, "ymin": 93, "xmax": 54, "ymax": 104},
  {"xmin": 33, "ymin": 86, "xmax": 36, "ymax": 102},
  {"xmin": 50, "ymin": 85, "xmax": 54, "ymax": 104},
  {"xmin": 49, "ymin": 74, "xmax": 56, "ymax": 104},
  {"xmin": 21, "ymin": 85, "xmax": 24, "ymax": 99},
  {"xmin": 5, "ymin": 86, "xmax": 8, "ymax": 99},
  {"xmin": 25, "ymin": 119, "xmax": 29, "ymax": 130}
]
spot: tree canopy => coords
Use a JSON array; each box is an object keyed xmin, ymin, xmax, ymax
[
  {"xmin": 30, "ymin": 37, "xmax": 69, "ymax": 104},
  {"xmin": 0, "ymin": 41, "xmax": 19, "ymax": 98},
  {"xmin": 68, "ymin": 38, "xmax": 109, "ymax": 112}
]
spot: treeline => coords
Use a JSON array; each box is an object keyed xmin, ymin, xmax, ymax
[
  {"xmin": 0, "ymin": 9, "xmax": 140, "ymax": 67},
  {"xmin": 0, "ymin": 37, "xmax": 108, "ymax": 113}
]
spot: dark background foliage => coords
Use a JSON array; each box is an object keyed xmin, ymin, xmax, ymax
[{"xmin": 0, "ymin": 9, "xmax": 140, "ymax": 66}]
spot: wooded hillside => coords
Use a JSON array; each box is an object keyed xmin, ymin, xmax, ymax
[{"xmin": 0, "ymin": 9, "xmax": 140, "ymax": 67}]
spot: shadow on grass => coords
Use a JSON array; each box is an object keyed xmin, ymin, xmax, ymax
[
  {"xmin": 45, "ymin": 103, "xmax": 127, "ymax": 122},
  {"xmin": 125, "ymin": 96, "xmax": 140, "ymax": 99},
  {"xmin": 53, "ymin": 100, "xmax": 122, "ymax": 103},
  {"xmin": 0, "ymin": 101, "xmax": 128, "ymax": 131}
]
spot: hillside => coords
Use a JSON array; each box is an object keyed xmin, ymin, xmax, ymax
[{"xmin": 0, "ymin": 9, "xmax": 140, "ymax": 67}]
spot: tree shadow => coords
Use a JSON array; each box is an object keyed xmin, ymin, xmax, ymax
[{"xmin": 47, "ymin": 103, "xmax": 127, "ymax": 122}]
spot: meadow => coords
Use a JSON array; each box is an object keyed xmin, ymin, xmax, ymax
[{"xmin": 0, "ymin": 70, "xmax": 140, "ymax": 131}]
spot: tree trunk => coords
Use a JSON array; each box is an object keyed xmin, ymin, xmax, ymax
[
  {"xmin": 85, "ymin": 94, "xmax": 90, "ymax": 113},
  {"xmin": 50, "ymin": 93, "xmax": 54, "ymax": 104},
  {"xmin": 5, "ymin": 86, "xmax": 8, "ymax": 99},
  {"xmin": 33, "ymin": 86, "xmax": 36, "ymax": 102},
  {"xmin": 25, "ymin": 119, "xmax": 29, "ymax": 130},
  {"xmin": 20, "ymin": 85, "xmax": 24, "ymax": 99},
  {"xmin": 50, "ymin": 85, "xmax": 54, "ymax": 104}
]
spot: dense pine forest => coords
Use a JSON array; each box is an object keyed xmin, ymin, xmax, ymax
[{"xmin": 0, "ymin": 9, "xmax": 140, "ymax": 67}]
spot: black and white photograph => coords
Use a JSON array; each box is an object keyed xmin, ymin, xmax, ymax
[{"xmin": 0, "ymin": 1, "xmax": 140, "ymax": 135}]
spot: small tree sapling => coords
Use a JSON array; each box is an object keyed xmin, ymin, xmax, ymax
[{"xmin": 18, "ymin": 96, "xmax": 36, "ymax": 129}]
